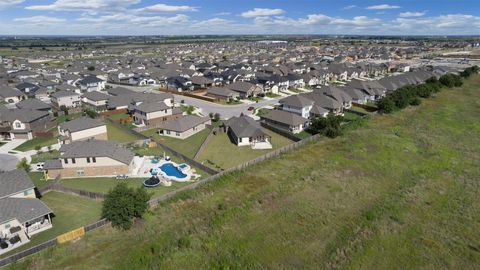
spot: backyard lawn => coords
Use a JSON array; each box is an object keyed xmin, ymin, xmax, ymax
[
  {"xmin": 14, "ymin": 136, "xmax": 57, "ymax": 152},
  {"xmin": 29, "ymin": 172, "xmax": 50, "ymax": 189},
  {"xmin": 142, "ymin": 128, "xmax": 210, "ymax": 158},
  {"xmin": 107, "ymin": 123, "xmax": 142, "ymax": 142},
  {"xmin": 60, "ymin": 177, "xmax": 191, "ymax": 198},
  {"xmin": 0, "ymin": 192, "xmax": 102, "ymax": 258},
  {"xmin": 198, "ymin": 129, "xmax": 293, "ymax": 170}
]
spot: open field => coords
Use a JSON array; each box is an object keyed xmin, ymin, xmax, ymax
[
  {"xmin": 142, "ymin": 128, "xmax": 210, "ymax": 158},
  {"xmin": 60, "ymin": 177, "xmax": 191, "ymax": 198},
  {"xmin": 5, "ymin": 75, "xmax": 480, "ymax": 269},
  {"xmin": 0, "ymin": 192, "xmax": 101, "ymax": 259},
  {"xmin": 198, "ymin": 129, "xmax": 293, "ymax": 170}
]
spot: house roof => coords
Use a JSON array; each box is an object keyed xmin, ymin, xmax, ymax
[
  {"xmin": 0, "ymin": 106, "xmax": 50, "ymax": 123},
  {"xmin": 78, "ymin": 75, "xmax": 103, "ymax": 85},
  {"xmin": 224, "ymin": 115, "xmax": 268, "ymax": 138},
  {"xmin": 59, "ymin": 140, "xmax": 134, "ymax": 165},
  {"xmin": 82, "ymin": 91, "xmax": 110, "ymax": 101},
  {"xmin": 51, "ymin": 90, "xmax": 80, "ymax": 98},
  {"xmin": 159, "ymin": 115, "xmax": 210, "ymax": 133},
  {"xmin": 226, "ymin": 81, "xmax": 256, "ymax": 93},
  {"xmin": 15, "ymin": 99, "xmax": 51, "ymax": 111},
  {"xmin": 0, "ymin": 198, "xmax": 53, "ymax": 224},
  {"xmin": 133, "ymin": 101, "xmax": 169, "ymax": 113},
  {"xmin": 60, "ymin": 117, "xmax": 105, "ymax": 133},
  {"xmin": 0, "ymin": 170, "xmax": 35, "ymax": 199},
  {"xmin": 279, "ymin": 94, "xmax": 314, "ymax": 108},
  {"xmin": 261, "ymin": 110, "xmax": 308, "ymax": 126},
  {"xmin": 0, "ymin": 85, "xmax": 24, "ymax": 98},
  {"xmin": 206, "ymin": 87, "xmax": 239, "ymax": 98}
]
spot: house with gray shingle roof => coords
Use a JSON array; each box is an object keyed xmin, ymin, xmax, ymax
[
  {"xmin": 44, "ymin": 140, "xmax": 136, "ymax": 179},
  {"xmin": 260, "ymin": 110, "xmax": 309, "ymax": 134},
  {"xmin": 58, "ymin": 117, "xmax": 107, "ymax": 144},
  {"xmin": 0, "ymin": 85, "xmax": 26, "ymax": 104},
  {"xmin": 157, "ymin": 115, "xmax": 211, "ymax": 139},
  {"xmin": 224, "ymin": 115, "xmax": 271, "ymax": 149},
  {"xmin": 0, "ymin": 170, "xmax": 53, "ymax": 255}
]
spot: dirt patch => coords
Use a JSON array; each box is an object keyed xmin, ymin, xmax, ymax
[{"xmin": 366, "ymin": 144, "xmax": 378, "ymax": 153}]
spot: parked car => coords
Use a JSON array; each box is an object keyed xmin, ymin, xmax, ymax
[
  {"xmin": 247, "ymin": 106, "xmax": 254, "ymax": 111},
  {"xmin": 36, "ymin": 163, "xmax": 45, "ymax": 171}
]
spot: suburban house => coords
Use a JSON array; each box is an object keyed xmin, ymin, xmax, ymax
[
  {"xmin": 260, "ymin": 110, "xmax": 309, "ymax": 134},
  {"xmin": 77, "ymin": 75, "xmax": 105, "ymax": 92},
  {"xmin": 131, "ymin": 101, "xmax": 182, "ymax": 128},
  {"xmin": 44, "ymin": 140, "xmax": 136, "ymax": 179},
  {"xmin": 81, "ymin": 91, "xmax": 110, "ymax": 112},
  {"xmin": 15, "ymin": 82, "xmax": 39, "ymax": 96},
  {"xmin": 0, "ymin": 85, "xmax": 26, "ymax": 104},
  {"xmin": 0, "ymin": 170, "xmax": 53, "ymax": 255},
  {"xmin": 226, "ymin": 81, "xmax": 263, "ymax": 98},
  {"xmin": 15, "ymin": 99, "xmax": 51, "ymax": 112},
  {"xmin": 158, "ymin": 115, "xmax": 211, "ymax": 139},
  {"xmin": 279, "ymin": 95, "xmax": 314, "ymax": 118},
  {"xmin": 223, "ymin": 115, "xmax": 272, "ymax": 149},
  {"xmin": 58, "ymin": 117, "xmax": 108, "ymax": 144},
  {"xmin": 206, "ymin": 87, "xmax": 240, "ymax": 102},
  {"xmin": 51, "ymin": 91, "xmax": 81, "ymax": 109},
  {"xmin": 0, "ymin": 106, "xmax": 53, "ymax": 140}
]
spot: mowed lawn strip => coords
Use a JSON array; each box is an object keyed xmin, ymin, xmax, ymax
[
  {"xmin": 60, "ymin": 177, "xmax": 191, "ymax": 198},
  {"xmin": 142, "ymin": 128, "xmax": 211, "ymax": 159},
  {"xmin": 14, "ymin": 136, "xmax": 57, "ymax": 152},
  {"xmin": 0, "ymin": 191, "xmax": 102, "ymax": 259},
  {"xmin": 198, "ymin": 129, "xmax": 293, "ymax": 170},
  {"xmin": 6, "ymin": 75, "xmax": 480, "ymax": 269},
  {"xmin": 106, "ymin": 123, "xmax": 142, "ymax": 142}
]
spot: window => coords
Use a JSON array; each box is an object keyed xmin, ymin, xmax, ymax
[
  {"xmin": 15, "ymin": 122, "xmax": 21, "ymax": 128},
  {"xmin": 86, "ymin": 157, "xmax": 90, "ymax": 163},
  {"xmin": 76, "ymin": 169, "xmax": 85, "ymax": 176},
  {"xmin": 176, "ymin": 132, "xmax": 180, "ymax": 136},
  {"xmin": 72, "ymin": 158, "xmax": 76, "ymax": 164},
  {"xmin": 92, "ymin": 157, "xmax": 96, "ymax": 163},
  {"xmin": 166, "ymin": 130, "xmax": 171, "ymax": 135},
  {"xmin": 64, "ymin": 158, "xmax": 68, "ymax": 164},
  {"xmin": 23, "ymin": 189, "xmax": 33, "ymax": 196}
]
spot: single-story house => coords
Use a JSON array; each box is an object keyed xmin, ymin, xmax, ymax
[
  {"xmin": 223, "ymin": 115, "xmax": 272, "ymax": 149},
  {"xmin": 260, "ymin": 110, "xmax": 309, "ymax": 134},
  {"xmin": 158, "ymin": 115, "xmax": 211, "ymax": 139},
  {"xmin": 206, "ymin": 87, "xmax": 240, "ymax": 101},
  {"xmin": 58, "ymin": 117, "xmax": 108, "ymax": 144}
]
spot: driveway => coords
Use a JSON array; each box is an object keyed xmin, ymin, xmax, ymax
[
  {"xmin": 0, "ymin": 154, "xmax": 19, "ymax": 171},
  {"xmin": 108, "ymin": 83, "xmax": 284, "ymax": 119}
]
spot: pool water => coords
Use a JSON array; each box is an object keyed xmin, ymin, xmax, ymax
[
  {"xmin": 179, "ymin": 164, "xmax": 189, "ymax": 169},
  {"xmin": 160, "ymin": 163, "xmax": 187, "ymax": 179}
]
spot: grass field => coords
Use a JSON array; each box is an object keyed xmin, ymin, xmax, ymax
[
  {"xmin": 28, "ymin": 172, "xmax": 50, "ymax": 189},
  {"xmin": 142, "ymin": 128, "xmax": 210, "ymax": 158},
  {"xmin": 106, "ymin": 123, "xmax": 142, "ymax": 142},
  {"xmin": 60, "ymin": 177, "xmax": 191, "ymax": 198},
  {"xmin": 6, "ymin": 75, "xmax": 480, "ymax": 269},
  {"xmin": 0, "ymin": 192, "xmax": 101, "ymax": 259},
  {"xmin": 198, "ymin": 129, "xmax": 293, "ymax": 170},
  {"xmin": 14, "ymin": 136, "xmax": 57, "ymax": 152}
]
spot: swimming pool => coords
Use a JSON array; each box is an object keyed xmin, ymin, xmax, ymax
[{"xmin": 159, "ymin": 163, "xmax": 187, "ymax": 179}]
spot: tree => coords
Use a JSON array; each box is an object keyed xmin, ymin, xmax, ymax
[
  {"xmin": 307, "ymin": 114, "xmax": 343, "ymax": 138},
  {"xmin": 213, "ymin": 113, "xmax": 221, "ymax": 122},
  {"xmin": 209, "ymin": 112, "xmax": 214, "ymax": 119},
  {"xmin": 84, "ymin": 108, "xmax": 98, "ymax": 119},
  {"xmin": 16, "ymin": 158, "xmax": 30, "ymax": 172},
  {"xmin": 439, "ymin": 74, "xmax": 462, "ymax": 88},
  {"xmin": 102, "ymin": 183, "xmax": 151, "ymax": 230},
  {"xmin": 377, "ymin": 97, "xmax": 396, "ymax": 113}
]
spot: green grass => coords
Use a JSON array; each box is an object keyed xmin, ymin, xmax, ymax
[
  {"xmin": 0, "ymin": 192, "xmax": 101, "ymax": 259},
  {"xmin": 254, "ymin": 108, "xmax": 271, "ymax": 117},
  {"xmin": 30, "ymin": 150, "xmax": 60, "ymax": 164},
  {"xmin": 14, "ymin": 136, "xmax": 57, "ymax": 152},
  {"xmin": 107, "ymin": 123, "xmax": 142, "ymax": 142},
  {"xmin": 8, "ymin": 75, "xmax": 480, "ymax": 269},
  {"xmin": 198, "ymin": 129, "xmax": 293, "ymax": 170},
  {"xmin": 60, "ymin": 177, "xmax": 191, "ymax": 198},
  {"xmin": 343, "ymin": 111, "xmax": 362, "ymax": 121},
  {"xmin": 55, "ymin": 112, "xmax": 81, "ymax": 124},
  {"xmin": 29, "ymin": 172, "xmax": 50, "ymax": 189},
  {"xmin": 142, "ymin": 128, "xmax": 211, "ymax": 158},
  {"xmin": 107, "ymin": 112, "xmax": 130, "ymax": 120}
]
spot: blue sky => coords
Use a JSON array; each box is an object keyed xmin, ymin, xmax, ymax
[{"xmin": 0, "ymin": 0, "xmax": 479, "ymax": 35}]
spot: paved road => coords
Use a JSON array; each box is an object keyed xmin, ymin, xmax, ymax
[
  {"xmin": 0, "ymin": 154, "xmax": 19, "ymax": 171},
  {"xmin": 108, "ymin": 84, "xmax": 284, "ymax": 119}
]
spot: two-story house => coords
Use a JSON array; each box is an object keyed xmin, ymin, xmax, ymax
[{"xmin": 58, "ymin": 117, "xmax": 108, "ymax": 144}]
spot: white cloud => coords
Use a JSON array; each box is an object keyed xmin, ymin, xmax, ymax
[
  {"xmin": 399, "ymin": 11, "xmax": 426, "ymax": 18},
  {"xmin": 77, "ymin": 13, "xmax": 189, "ymax": 26},
  {"xmin": 0, "ymin": 0, "xmax": 23, "ymax": 7},
  {"xmin": 136, "ymin": 4, "xmax": 197, "ymax": 13},
  {"xmin": 343, "ymin": 5, "xmax": 356, "ymax": 10},
  {"xmin": 14, "ymin": 15, "xmax": 66, "ymax": 24},
  {"xmin": 215, "ymin": 12, "xmax": 231, "ymax": 16},
  {"xmin": 241, "ymin": 8, "xmax": 285, "ymax": 18},
  {"xmin": 366, "ymin": 4, "xmax": 400, "ymax": 10},
  {"xmin": 26, "ymin": 0, "xmax": 140, "ymax": 11}
]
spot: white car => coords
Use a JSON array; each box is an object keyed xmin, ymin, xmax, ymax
[{"xmin": 36, "ymin": 163, "xmax": 45, "ymax": 171}]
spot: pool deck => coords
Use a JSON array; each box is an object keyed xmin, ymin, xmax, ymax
[{"xmin": 136, "ymin": 156, "xmax": 200, "ymax": 182}]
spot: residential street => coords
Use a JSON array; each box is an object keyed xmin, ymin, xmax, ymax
[{"xmin": 107, "ymin": 84, "xmax": 284, "ymax": 119}]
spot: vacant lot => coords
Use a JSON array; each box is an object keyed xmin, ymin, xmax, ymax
[
  {"xmin": 0, "ymin": 192, "xmax": 101, "ymax": 259},
  {"xmin": 198, "ymin": 129, "xmax": 293, "ymax": 170},
  {"xmin": 60, "ymin": 177, "xmax": 191, "ymax": 198},
  {"xmin": 7, "ymin": 76, "xmax": 480, "ymax": 269},
  {"xmin": 142, "ymin": 128, "xmax": 210, "ymax": 158}
]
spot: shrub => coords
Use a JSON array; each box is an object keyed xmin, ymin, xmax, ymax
[
  {"xmin": 410, "ymin": 97, "xmax": 422, "ymax": 106},
  {"xmin": 377, "ymin": 97, "xmax": 396, "ymax": 113},
  {"xmin": 307, "ymin": 114, "xmax": 343, "ymax": 138},
  {"xmin": 439, "ymin": 74, "xmax": 462, "ymax": 88},
  {"xmin": 16, "ymin": 158, "xmax": 30, "ymax": 172},
  {"xmin": 102, "ymin": 183, "xmax": 151, "ymax": 230}
]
